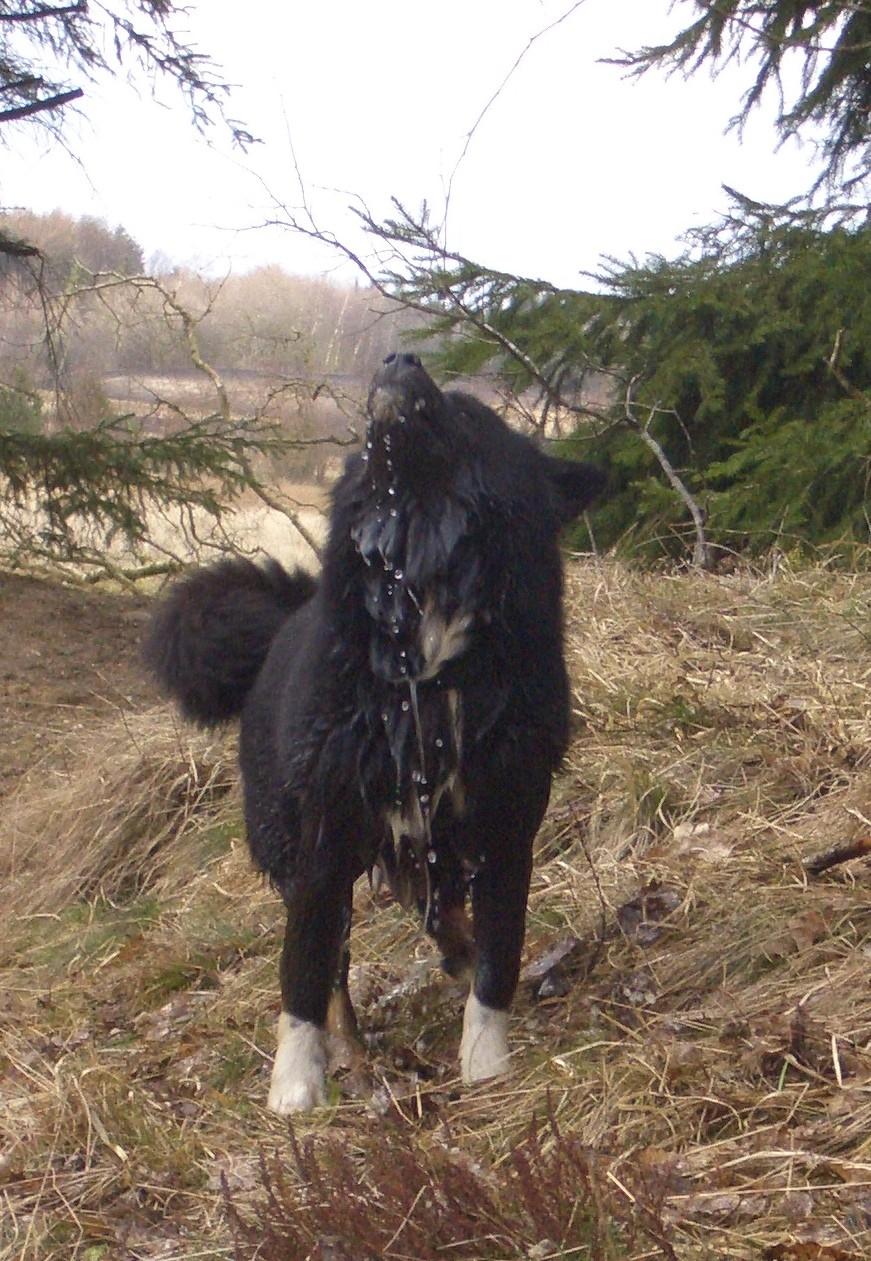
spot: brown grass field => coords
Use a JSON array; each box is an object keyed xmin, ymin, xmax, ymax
[{"xmin": 1, "ymin": 555, "xmax": 871, "ymax": 1259}]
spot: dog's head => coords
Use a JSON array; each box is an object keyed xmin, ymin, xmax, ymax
[
  {"xmin": 364, "ymin": 353, "xmax": 459, "ymax": 490},
  {"xmin": 365, "ymin": 351, "xmax": 606, "ymax": 524},
  {"xmin": 367, "ymin": 352, "xmax": 445, "ymax": 429}
]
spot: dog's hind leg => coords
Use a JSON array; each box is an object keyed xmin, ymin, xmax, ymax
[
  {"xmin": 326, "ymin": 927, "xmax": 360, "ymax": 1042},
  {"xmin": 461, "ymin": 765, "xmax": 551, "ymax": 1085},
  {"xmin": 435, "ymin": 901, "xmax": 476, "ymax": 984},
  {"xmin": 268, "ymin": 832, "xmax": 355, "ymax": 1115},
  {"xmin": 428, "ymin": 856, "xmax": 476, "ymax": 984}
]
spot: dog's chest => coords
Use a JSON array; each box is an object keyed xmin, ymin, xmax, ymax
[
  {"xmin": 350, "ymin": 493, "xmax": 478, "ymax": 849},
  {"xmin": 351, "ymin": 493, "xmax": 478, "ymax": 685}
]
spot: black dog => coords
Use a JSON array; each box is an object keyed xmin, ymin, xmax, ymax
[{"xmin": 145, "ymin": 353, "xmax": 603, "ymax": 1112}]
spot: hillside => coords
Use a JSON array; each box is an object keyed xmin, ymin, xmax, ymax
[{"xmin": 1, "ymin": 558, "xmax": 870, "ymax": 1260}]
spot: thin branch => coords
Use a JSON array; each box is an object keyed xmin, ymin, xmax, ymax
[
  {"xmin": 444, "ymin": 0, "xmax": 589, "ymax": 228},
  {"xmin": 623, "ymin": 378, "xmax": 712, "ymax": 571}
]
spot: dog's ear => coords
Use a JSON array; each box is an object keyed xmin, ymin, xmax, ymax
[{"xmin": 543, "ymin": 456, "xmax": 607, "ymax": 525}]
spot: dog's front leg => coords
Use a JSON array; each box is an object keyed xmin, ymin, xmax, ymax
[
  {"xmin": 268, "ymin": 832, "xmax": 354, "ymax": 1115},
  {"xmin": 461, "ymin": 768, "xmax": 550, "ymax": 1084}
]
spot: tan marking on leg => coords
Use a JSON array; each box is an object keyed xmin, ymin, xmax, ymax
[{"xmin": 435, "ymin": 904, "xmax": 476, "ymax": 984}]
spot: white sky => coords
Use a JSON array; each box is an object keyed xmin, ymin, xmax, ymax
[{"xmin": 2, "ymin": 0, "xmax": 825, "ymax": 286}]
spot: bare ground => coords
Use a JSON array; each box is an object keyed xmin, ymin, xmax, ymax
[{"xmin": 0, "ymin": 571, "xmax": 155, "ymax": 796}]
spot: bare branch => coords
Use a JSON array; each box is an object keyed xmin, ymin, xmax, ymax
[
  {"xmin": 622, "ymin": 378, "xmax": 713, "ymax": 571},
  {"xmin": 827, "ymin": 327, "xmax": 869, "ymax": 402},
  {"xmin": 444, "ymin": 1, "xmax": 589, "ymax": 229}
]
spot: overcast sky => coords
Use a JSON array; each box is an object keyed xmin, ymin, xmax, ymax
[{"xmin": 2, "ymin": 0, "xmax": 824, "ymax": 286}]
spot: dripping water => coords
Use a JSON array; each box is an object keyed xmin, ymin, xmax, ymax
[{"xmin": 407, "ymin": 677, "xmax": 437, "ymax": 929}]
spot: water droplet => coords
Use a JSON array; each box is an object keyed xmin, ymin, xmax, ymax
[
  {"xmin": 386, "ymin": 584, "xmax": 394, "ymax": 596},
  {"xmin": 394, "ymin": 569, "xmax": 404, "ymax": 580},
  {"xmin": 366, "ymin": 439, "xmax": 373, "ymax": 449},
  {"xmin": 361, "ymin": 450, "xmax": 369, "ymax": 462},
  {"xmin": 389, "ymin": 508, "xmax": 398, "ymax": 518},
  {"xmin": 401, "ymin": 700, "xmax": 410, "ymax": 712},
  {"xmin": 387, "ymin": 486, "xmax": 396, "ymax": 496},
  {"xmin": 420, "ymin": 793, "xmax": 430, "ymax": 805},
  {"xmin": 434, "ymin": 737, "xmax": 444, "ymax": 749},
  {"xmin": 479, "ymin": 853, "xmax": 486, "ymax": 864},
  {"xmin": 427, "ymin": 849, "xmax": 437, "ymax": 864},
  {"xmin": 381, "ymin": 711, "xmax": 389, "ymax": 723},
  {"xmin": 399, "ymin": 649, "xmax": 407, "ymax": 658}
]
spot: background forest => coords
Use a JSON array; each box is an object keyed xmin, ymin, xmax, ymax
[{"xmin": 2, "ymin": 195, "xmax": 868, "ymax": 573}]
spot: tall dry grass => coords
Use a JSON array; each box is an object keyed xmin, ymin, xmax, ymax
[
  {"xmin": 1, "ymin": 556, "xmax": 871, "ymax": 1259},
  {"xmin": 0, "ymin": 713, "xmax": 238, "ymax": 924}
]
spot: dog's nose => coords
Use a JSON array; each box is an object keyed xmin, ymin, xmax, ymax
[{"xmin": 382, "ymin": 352, "xmax": 422, "ymax": 369}]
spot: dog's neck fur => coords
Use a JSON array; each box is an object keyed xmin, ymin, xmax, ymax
[
  {"xmin": 362, "ymin": 411, "xmax": 457, "ymax": 504},
  {"xmin": 351, "ymin": 446, "xmax": 475, "ymax": 687}
]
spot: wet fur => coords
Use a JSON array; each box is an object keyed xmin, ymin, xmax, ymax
[{"xmin": 145, "ymin": 354, "xmax": 604, "ymax": 1109}]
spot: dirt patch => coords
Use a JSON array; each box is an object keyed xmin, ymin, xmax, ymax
[{"xmin": 0, "ymin": 570, "xmax": 157, "ymax": 796}]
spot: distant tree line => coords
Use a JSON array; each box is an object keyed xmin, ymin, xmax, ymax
[
  {"xmin": 0, "ymin": 209, "xmax": 423, "ymax": 408},
  {"xmin": 0, "ymin": 208, "xmax": 428, "ymax": 576}
]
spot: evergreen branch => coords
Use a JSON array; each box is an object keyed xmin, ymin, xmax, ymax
[
  {"xmin": 0, "ymin": 86, "xmax": 82, "ymax": 122},
  {"xmin": 0, "ymin": 4, "xmax": 87, "ymax": 22}
]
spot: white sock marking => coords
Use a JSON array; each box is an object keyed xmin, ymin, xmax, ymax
[
  {"xmin": 267, "ymin": 1012, "xmax": 327, "ymax": 1114},
  {"xmin": 460, "ymin": 992, "xmax": 510, "ymax": 1084}
]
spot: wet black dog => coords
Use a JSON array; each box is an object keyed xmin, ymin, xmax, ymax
[{"xmin": 145, "ymin": 354, "xmax": 603, "ymax": 1111}]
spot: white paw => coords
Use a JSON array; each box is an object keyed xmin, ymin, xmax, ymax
[
  {"xmin": 267, "ymin": 1013, "xmax": 328, "ymax": 1114},
  {"xmin": 460, "ymin": 992, "xmax": 510, "ymax": 1084}
]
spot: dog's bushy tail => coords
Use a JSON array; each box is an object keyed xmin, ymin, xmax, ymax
[{"xmin": 144, "ymin": 557, "xmax": 316, "ymax": 727}]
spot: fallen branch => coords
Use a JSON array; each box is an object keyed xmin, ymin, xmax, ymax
[{"xmin": 804, "ymin": 835, "xmax": 871, "ymax": 877}]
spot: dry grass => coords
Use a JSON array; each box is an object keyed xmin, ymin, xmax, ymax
[
  {"xmin": 1, "ymin": 714, "xmax": 239, "ymax": 918},
  {"xmin": 2, "ymin": 557, "xmax": 871, "ymax": 1258}
]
